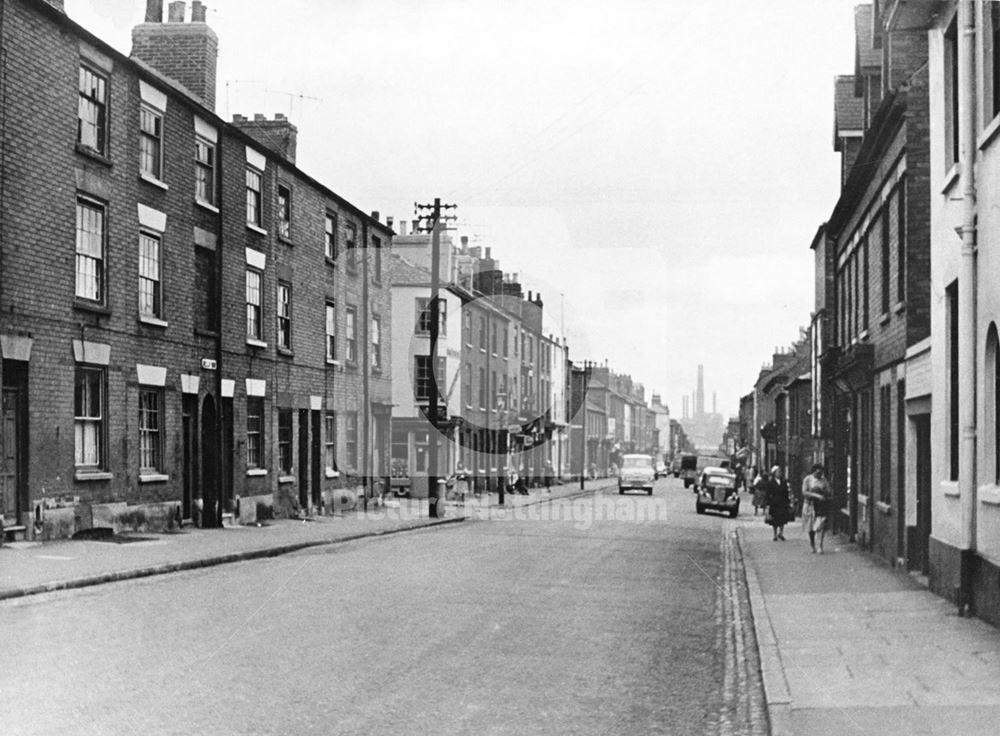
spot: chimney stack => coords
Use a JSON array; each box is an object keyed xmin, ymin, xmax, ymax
[
  {"xmin": 399, "ymin": 221, "xmax": 408, "ymax": 236},
  {"xmin": 167, "ymin": 1, "xmax": 185, "ymax": 22},
  {"xmin": 191, "ymin": 0, "xmax": 206, "ymax": 22},
  {"xmin": 386, "ymin": 216, "xmax": 394, "ymax": 230},
  {"xmin": 231, "ymin": 113, "xmax": 298, "ymax": 164},
  {"xmin": 370, "ymin": 211, "xmax": 380, "ymax": 223},
  {"xmin": 145, "ymin": 0, "xmax": 163, "ymax": 22},
  {"xmin": 131, "ymin": 2, "xmax": 218, "ymax": 110}
]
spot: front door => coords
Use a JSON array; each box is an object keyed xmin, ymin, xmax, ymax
[
  {"xmin": 200, "ymin": 395, "xmax": 219, "ymax": 527},
  {"xmin": 298, "ymin": 409, "xmax": 310, "ymax": 511},
  {"xmin": 1, "ymin": 362, "xmax": 28, "ymax": 525},
  {"xmin": 182, "ymin": 394, "xmax": 198, "ymax": 522},
  {"xmin": 915, "ymin": 414, "xmax": 932, "ymax": 575},
  {"xmin": 310, "ymin": 410, "xmax": 322, "ymax": 509}
]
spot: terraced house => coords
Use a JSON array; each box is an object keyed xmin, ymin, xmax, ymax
[{"xmin": 0, "ymin": 0, "xmax": 392, "ymax": 540}]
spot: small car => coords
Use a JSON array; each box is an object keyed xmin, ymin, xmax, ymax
[
  {"xmin": 655, "ymin": 461, "xmax": 668, "ymax": 479},
  {"xmin": 695, "ymin": 466, "xmax": 740, "ymax": 517},
  {"xmin": 618, "ymin": 453, "xmax": 656, "ymax": 495}
]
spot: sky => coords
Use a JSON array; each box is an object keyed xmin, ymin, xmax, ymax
[{"xmin": 66, "ymin": 0, "xmax": 859, "ymax": 420}]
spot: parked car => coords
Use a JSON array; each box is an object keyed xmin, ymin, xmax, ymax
[
  {"xmin": 618, "ymin": 453, "xmax": 656, "ymax": 495},
  {"xmin": 655, "ymin": 460, "xmax": 668, "ymax": 479},
  {"xmin": 695, "ymin": 467, "xmax": 740, "ymax": 517}
]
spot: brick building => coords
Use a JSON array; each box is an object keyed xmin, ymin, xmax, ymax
[
  {"xmin": 0, "ymin": 0, "xmax": 392, "ymax": 539},
  {"xmin": 822, "ymin": 3, "xmax": 932, "ymax": 563}
]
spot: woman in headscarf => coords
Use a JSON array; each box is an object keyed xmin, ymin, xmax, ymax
[{"xmin": 764, "ymin": 465, "xmax": 792, "ymax": 541}]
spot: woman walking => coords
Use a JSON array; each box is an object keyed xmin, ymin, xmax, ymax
[
  {"xmin": 801, "ymin": 464, "xmax": 832, "ymax": 553},
  {"xmin": 764, "ymin": 465, "xmax": 792, "ymax": 541}
]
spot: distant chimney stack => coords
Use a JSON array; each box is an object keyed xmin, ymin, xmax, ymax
[
  {"xmin": 386, "ymin": 216, "xmax": 394, "ymax": 230},
  {"xmin": 398, "ymin": 221, "xmax": 408, "ymax": 236},
  {"xmin": 191, "ymin": 0, "xmax": 206, "ymax": 22},
  {"xmin": 370, "ymin": 211, "xmax": 380, "ymax": 222},
  {"xmin": 131, "ymin": 2, "xmax": 218, "ymax": 109}
]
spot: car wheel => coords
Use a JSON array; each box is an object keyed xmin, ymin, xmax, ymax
[
  {"xmin": 696, "ymin": 503, "xmax": 705, "ymax": 514},
  {"xmin": 729, "ymin": 507, "xmax": 738, "ymax": 518},
  {"xmin": 618, "ymin": 487, "xmax": 625, "ymax": 495},
  {"xmin": 647, "ymin": 488, "xmax": 653, "ymax": 496}
]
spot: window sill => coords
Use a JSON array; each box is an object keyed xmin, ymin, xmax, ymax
[
  {"xmin": 979, "ymin": 114, "xmax": 1000, "ymax": 152},
  {"xmin": 139, "ymin": 473, "xmax": 170, "ymax": 484},
  {"xmin": 246, "ymin": 468, "xmax": 268, "ymax": 477},
  {"xmin": 277, "ymin": 347, "xmax": 294, "ymax": 357},
  {"xmin": 75, "ymin": 470, "xmax": 112, "ymax": 482},
  {"xmin": 978, "ymin": 484, "xmax": 1000, "ymax": 506},
  {"xmin": 194, "ymin": 328, "xmax": 218, "ymax": 338},
  {"xmin": 326, "ymin": 359, "xmax": 341, "ymax": 367},
  {"xmin": 325, "ymin": 469, "xmax": 340, "ymax": 479},
  {"xmin": 195, "ymin": 199, "xmax": 219, "ymax": 214},
  {"xmin": 857, "ymin": 493, "xmax": 869, "ymax": 507},
  {"xmin": 893, "ymin": 301, "xmax": 906, "ymax": 315},
  {"xmin": 278, "ymin": 234, "xmax": 294, "ymax": 246},
  {"xmin": 325, "ymin": 256, "xmax": 339, "ymax": 267},
  {"xmin": 879, "ymin": 312, "xmax": 890, "ymax": 326},
  {"xmin": 246, "ymin": 223, "xmax": 268, "ymax": 236},
  {"xmin": 139, "ymin": 314, "xmax": 168, "ymax": 328},
  {"xmin": 371, "ymin": 366, "xmax": 383, "ymax": 374},
  {"xmin": 941, "ymin": 163, "xmax": 961, "ymax": 195},
  {"xmin": 875, "ymin": 501, "xmax": 891, "ymax": 515},
  {"xmin": 73, "ymin": 299, "xmax": 111, "ymax": 316},
  {"xmin": 941, "ymin": 480, "xmax": 960, "ymax": 498},
  {"xmin": 75, "ymin": 143, "xmax": 112, "ymax": 167},
  {"xmin": 139, "ymin": 172, "xmax": 169, "ymax": 191},
  {"xmin": 278, "ymin": 475, "xmax": 295, "ymax": 485},
  {"xmin": 246, "ymin": 338, "xmax": 268, "ymax": 349},
  {"xmin": 344, "ymin": 361, "xmax": 358, "ymax": 370}
]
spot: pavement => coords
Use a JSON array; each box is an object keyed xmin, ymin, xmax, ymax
[
  {"xmin": 0, "ymin": 478, "xmax": 615, "ymax": 602},
  {"xmin": 737, "ymin": 511, "xmax": 1000, "ymax": 736}
]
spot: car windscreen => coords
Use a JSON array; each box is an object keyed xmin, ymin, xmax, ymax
[{"xmin": 622, "ymin": 457, "xmax": 652, "ymax": 469}]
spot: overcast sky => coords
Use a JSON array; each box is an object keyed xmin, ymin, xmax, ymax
[{"xmin": 67, "ymin": 0, "xmax": 858, "ymax": 420}]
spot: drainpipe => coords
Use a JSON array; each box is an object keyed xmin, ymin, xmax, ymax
[{"xmin": 958, "ymin": 0, "xmax": 978, "ymax": 616}]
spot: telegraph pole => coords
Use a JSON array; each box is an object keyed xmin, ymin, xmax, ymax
[{"xmin": 415, "ymin": 198, "xmax": 457, "ymax": 518}]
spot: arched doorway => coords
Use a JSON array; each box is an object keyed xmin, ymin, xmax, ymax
[{"xmin": 200, "ymin": 394, "xmax": 220, "ymax": 528}]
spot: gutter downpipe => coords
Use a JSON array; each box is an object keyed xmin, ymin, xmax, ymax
[{"xmin": 958, "ymin": 0, "xmax": 978, "ymax": 616}]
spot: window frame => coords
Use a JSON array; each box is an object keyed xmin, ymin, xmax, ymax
[
  {"xmin": 277, "ymin": 183, "xmax": 292, "ymax": 241},
  {"xmin": 75, "ymin": 365, "xmax": 107, "ymax": 470},
  {"xmin": 345, "ymin": 222, "xmax": 358, "ymax": 271},
  {"xmin": 246, "ymin": 268, "xmax": 263, "ymax": 341},
  {"xmin": 246, "ymin": 166, "xmax": 263, "ymax": 228},
  {"xmin": 325, "ymin": 301, "xmax": 337, "ymax": 362},
  {"xmin": 372, "ymin": 235, "xmax": 382, "ymax": 283},
  {"xmin": 324, "ymin": 411, "xmax": 338, "ymax": 473},
  {"xmin": 195, "ymin": 136, "xmax": 216, "ymax": 206},
  {"xmin": 345, "ymin": 306, "xmax": 357, "ymax": 364},
  {"xmin": 138, "ymin": 387, "xmax": 163, "ymax": 474},
  {"xmin": 278, "ymin": 408, "xmax": 293, "ymax": 474},
  {"xmin": 75, "ymin": 196, "xmax": 106, "ymax": 306},
  {"xmin": 276, "ymin": 281, "xmax": 292, "ymax": 351},
  {"xmin": 138, "ymin": 229, "xmax": 163, "ymax": 319},
  {"xmin": 414, "ymin": 355, "xmax": 446, "ymax": 402},
  {"xmin": 77, "ymin": 64, "xmax": 108, "ymax": 156},
  {"xmin": 325, "ymin": 213, "xmax": 338, "ymax": 261},
  {"xmin": 345, "ymin": 411, "xmax": 358, "ymax": 470},
  {"xmin": 246, "ymin": 396, "xmax": 265, "ymax": 469},
  {"xmin": 371, "ymin": 315, "xmax": 382, "ymax": 370},
  {"xmin": 139, "ymin": 103, "xmax": 164, "ymax": 181}
]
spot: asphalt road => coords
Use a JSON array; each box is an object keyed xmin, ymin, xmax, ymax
[{"xmin": 0, "ymin": 476, "xmax": 767, "ymax": 736}]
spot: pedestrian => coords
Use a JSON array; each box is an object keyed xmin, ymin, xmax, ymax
[
  {"xmin": 764, "ymin": 465, "xmax": 792, "ymax": 541},
  {"xmin": 801, "ymin": 464, "xmax": 832, "ymax": 553},
  {"xmin": 544, "ymin": 460, "xmax": 554, "ymax": 493},
  {"xmin": 751, "ymin": 468, "xmax": 768, "ymax": 516}
]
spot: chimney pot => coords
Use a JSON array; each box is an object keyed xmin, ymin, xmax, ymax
[
  {"xmin": 371, "ymin": 211, "xmax": 380, "ymax": 222},
  {"xmin": 412, "ymin": 219, "xmax": 420, "ymax": 232},
  {"xmin": 254, "ymin": 113, "xmax": 266, "ymax": 122},
  {"xmin": 399, "ymin": 221, "xmax": 408, "ymax": 236},
  {"xmin": 232, "ymin": 114, "xmax": 247, "ymax": 122},
  {"xmin": 275, "ymin": 112, "xmax": 286, "ymax": 120},
  {"xmin": 386, "ymin": 216, "xmax": 394, "ymax": 229},
  {"xmin": 191, "ymin": 0, "xmax": 206, "ymax": 22},
  {"xmin": 145, "ymin": 0, "xmax": 163, "ymax": 22},
  {"xmin": 167, "ymin": 1, "xmax": 185, "ymax": 22}
]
